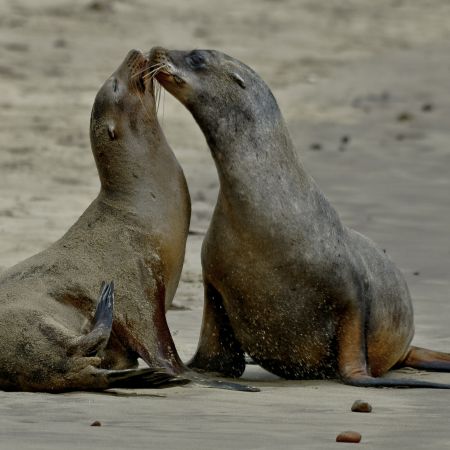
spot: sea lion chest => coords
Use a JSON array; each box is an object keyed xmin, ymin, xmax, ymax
[{"xmin": 202, "ymin": 202, "xmax": 346, "ymax": 375}]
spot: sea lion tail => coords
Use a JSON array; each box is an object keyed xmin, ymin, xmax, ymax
[
  {"xmin": 67, "ymin": 281, "xmax": 114, "ymax": 356},
  {"xmin": 103, "ymin": 368, "xmax": 190, "ymax": 389}
]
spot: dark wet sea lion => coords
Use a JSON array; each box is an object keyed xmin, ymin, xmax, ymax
[
  {"xmin": 0, "ymin": 50, "xmax": 190, "ymax": 392},
  {"xmin": 151, "ymin": 46, "xmax": 450, "ymax": 388}
]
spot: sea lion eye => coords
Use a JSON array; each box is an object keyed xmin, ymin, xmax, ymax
[{"xmin": 187, "ymin": 51, "xmax": 205, "ymax": 68}]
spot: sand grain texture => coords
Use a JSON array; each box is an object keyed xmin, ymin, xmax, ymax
[{"xmin": 0, "ymin": 0, "xmax": 449, "ymax": 448}]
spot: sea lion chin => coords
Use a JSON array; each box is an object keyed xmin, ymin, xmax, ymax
[
  {"xmin": 0, "ymin": 49, "xmax": 191, "ymax": 392},
  {"xmin": 151, "ymin": 46, "xmax": 450, "ymax": 389}
]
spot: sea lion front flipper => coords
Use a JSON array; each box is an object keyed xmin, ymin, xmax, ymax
[
  {"xmin": 188, "ymin": 282, "xmax": 245, "ymax": 378},
  {"xmin": 338, "ymin": 308, "xmax": 450, "ymax": 388},
  {"xmin": 67, "ymin": 281, "xmax": 114, "ymax": 357}
]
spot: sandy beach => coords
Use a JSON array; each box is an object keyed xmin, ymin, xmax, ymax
[{"xmin": 0, "ymin": 0, "xmax": 449, "ymax": 448}]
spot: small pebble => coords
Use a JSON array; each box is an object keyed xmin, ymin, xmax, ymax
[
  {"xmin": 54, "ymin": 38, "xmax": 67, "ymax": 48},
  {"xmin": 87, "ymin": 0, "xmax": 114, "ymax": 12},
  {"xmin": 310, "ymin": 143, "xmax": 322, "ymax": 151},
  {"xmin": 90, "ymin": 420, "xmax": 102, "ymax": 427},
  {"xmin": 336, "ymin": 431, "xmax": 362, "ymax": 443},
  {"xmin": 341, "ymin": 135, "xmax": 351, "ymax": 144},
  {"xmin": 413, "ymin": 271, "xmax": 420, "ymax": 276},
  {"xmin": 397, "ymin": 112, "xmax": 414, "ymax": 122},
  {"xmin": 351, "ymin": 400, "xmax": 372, "ymax": 413},
  {"xmin": 421, "ymin": 103, "xmax": 433, "ymax": 112}
]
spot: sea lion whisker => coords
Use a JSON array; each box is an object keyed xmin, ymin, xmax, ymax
[
  {"xmin": 132, "ymin": 76, "xmax": 155, "ymax": 123},
  {"xmin": 137, "ymin": 91, "xmax": 154, "ymax": 123},
  {"xmin": 131, "ymin": 68, "xmax": 147, "ymax": 79},
  {"xmin": 146, "ymin": 63, "xmax": 166, "ymax": 73},
  {"xmin": 148, "ymin": 62, "xmax": 166, "ymax": 70},
  {"xmin": 131, "ymin": 63, "xmax": 164, "ymax": 79},
  {"xmin": 156, "ymin": 79, "xmax": 162, "ymax": 114},
  {"xmin": 154, "ymin": 79, "xmax": 166, "ymax": 121},
  {"xmin": 143, "ymin": 64, "xmax": 168, "ymax": 80},
  {"xmin": 141, "ymin": 67, "xmax": 163, "ymax": 80},
  {"xmin": 162, "ymin": 84, "xmax": 166, "ymax": 123}
]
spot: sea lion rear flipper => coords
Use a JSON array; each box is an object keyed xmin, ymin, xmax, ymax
[
  {"xmin": 400, "ymin": 346, "xmax": 450, "ymax": 372},
  {"xmin": 68, "ymin": 281, "xmax": 114, "ymax": 356},
  {"xmin": 342, "ymin": 374, "xmax": 450, "ymax": 389},
  {"xmin": 93, "ymin": 281, "xmax": 114, "ymax": 332},
  {"xmin": 338, "ymin": 310, "xmax": 450, "ymax": 388},
  {"xmin": 189, "ymin": 375, "xmax": 260, "ymax": 392},
  {"xmin": 188, "ymin": 282, "xmax": 245, "ymax": 378},
  {"xmin": 62, "ymin": 365, "xmax": 189, "ymax": 391},
  {"xmin": 101, "ymin": 368, "xmax": 190, "ymax": 389}
]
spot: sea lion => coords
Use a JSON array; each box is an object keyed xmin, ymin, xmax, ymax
[
  {"xmin": 0, "ymin": 49, "xmax": 190, "ymax": 392},
  {"xmin": 150, "ymin": 47, "xmax": 450, "ymax": 388}
]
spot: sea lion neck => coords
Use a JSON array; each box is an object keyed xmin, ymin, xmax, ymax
[
  {"xmin": 88, "ymin": 48, "xmax": 175, "ymax": 215},
  {"xmin": 182, "ymin": 71, "xmax": 306, "ymax": 202},
  {"xmin": 92, "ymin": 121, "xmax": 179, "ymax": 217},
  {"xmin": 197, "ymin": 107, "xmax": 306, "ymax": 206},
  {"xmin": 97, "ymin": 131, "xmax": 179, "ymax": 211}
]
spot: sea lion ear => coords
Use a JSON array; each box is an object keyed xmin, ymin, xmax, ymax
[
  {"xmin": 107, "ymin": 124, "xmax": 116, "ymax": 140},
  {"xmin": 230, "ymin": 72, "xmax": 246, "ymax": 89}
]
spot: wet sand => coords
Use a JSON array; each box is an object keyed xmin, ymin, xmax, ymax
[{"xmin": 0, "ymin": 0, "xmax": 449, "ymax": 448}]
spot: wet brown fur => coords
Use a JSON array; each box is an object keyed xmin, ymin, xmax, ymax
[{"xmin": 151, "ymin": 47, "xmax": 450, "ymax": 389}]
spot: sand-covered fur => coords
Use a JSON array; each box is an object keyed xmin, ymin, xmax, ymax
[{"xmin": 0, "ymin": 50, "xmax": 190, "ymax": 391}]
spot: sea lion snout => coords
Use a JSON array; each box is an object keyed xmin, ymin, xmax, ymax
[
  {"xmin": 110, "ymin": 49, "xmax": 151, "ymax": 95},
  {"xmin": 149, "ymin": 46, "xmax": 168, "ymax": 62},
  {"xmin": 125, "ymin": 48, "xmax": 145, "ymax": 68},
  {"xmin": 149, "ymin": 47, "xmax": 191, "ymax": 102},
  {"xmin": 114, "ymin": 49, "xmax": 143, "ymax": 77},
  {"xmin": 149, "ymin": 47, "xmax": 177, "ymax": 79}
]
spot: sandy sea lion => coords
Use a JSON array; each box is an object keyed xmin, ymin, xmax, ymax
[
  {"xmin": 151, "ymin": 46, "xmax": 450, "ymax": 388},
  {"xmin": 0, "ymin": 49, "xmax": 190, "ymax": 392}
]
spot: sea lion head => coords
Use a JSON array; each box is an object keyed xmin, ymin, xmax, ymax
[
  {"xmin": 149, "ymin": 47, "xmax": 282, "ymax": 152},
  {"xmin": 90, "ymin": 49, "xmax": 157, "ymax": 191}
]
